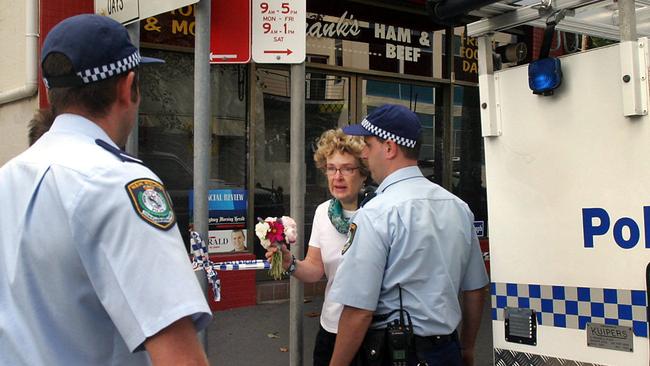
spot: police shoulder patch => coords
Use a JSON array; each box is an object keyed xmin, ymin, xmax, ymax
[
  {"xmin": 342, "ymin": 223, "xmax": 357, "ymax": 255},
  {"xmin": 125, "ymin": 178, "xmax": 176, "ymax": 230}
]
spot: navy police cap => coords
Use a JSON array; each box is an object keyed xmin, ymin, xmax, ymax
[
  {"xmin": 343, "ymin": 104, "xmax": 422, "ymax": 148},
  {"xmin": 41, "ymin": 14, "xmax": 163, "ymax": 89}
]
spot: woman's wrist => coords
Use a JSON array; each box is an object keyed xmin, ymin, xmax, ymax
[{"xmin": 283, "ymin": 255, "xmax": 297, "ymax": 276}]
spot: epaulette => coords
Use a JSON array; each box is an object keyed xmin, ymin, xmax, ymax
[
  {"xmin": 95, "ymin": 139, "xmax": 144, "ymax": 164},
  {"xmin": 360, "ymin": 184, "xmax": 378, "ymax": 207}
]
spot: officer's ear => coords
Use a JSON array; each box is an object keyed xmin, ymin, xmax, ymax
[
  {"xmin": 116, "ymin": 71, "xmax": 138, "ymax": 106},
  {"xmin": 385, "ymin": 140, "xmax": 398, "ymax": 159}
]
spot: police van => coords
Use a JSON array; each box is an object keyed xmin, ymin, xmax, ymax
[{"xmin": 467, "ymin": 1, "xmax": 649, "ymax": 364}]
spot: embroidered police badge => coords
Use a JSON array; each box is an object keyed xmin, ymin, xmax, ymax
[
  {"xmin": 342, "ymin": 223, "xmax": 357, "ymax": 255},
  {"xmin": 125, "ymin": 178, "xmax": 176, "ymax": 230}
]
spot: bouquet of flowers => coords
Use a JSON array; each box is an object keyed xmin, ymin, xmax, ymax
[{"xmin": 255, "ymin": 216, "xmax": 297, "ymax": 280}]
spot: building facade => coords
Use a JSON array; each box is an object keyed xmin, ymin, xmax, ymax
[{"xmin": 1, "ymin": 0, "xmax": 580, "ymax": 304}]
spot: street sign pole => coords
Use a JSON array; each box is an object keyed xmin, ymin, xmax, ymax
[
  {"xmin": 194, "ymin": 0, "xmax": 212, "ymax": 350},
  {"xmin": 289, "ymin": 61, "xmax": 306, "ymax": 366},
  {"xmin": 125, "ymin": 22, "xmax": 140, "ymax": 156}
]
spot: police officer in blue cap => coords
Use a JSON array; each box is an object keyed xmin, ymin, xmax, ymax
[
  {"xmin": 0, "ymin": 14, "xmax": 211, "ymax": 365},
  {"xmin": 328, "ymin": 104, "xmax": 489, "ymax": 366}
]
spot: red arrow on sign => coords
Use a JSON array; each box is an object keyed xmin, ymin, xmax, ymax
[{"xmin": 263, "ymin": 49, "xmax": 293, "ymax": 55}]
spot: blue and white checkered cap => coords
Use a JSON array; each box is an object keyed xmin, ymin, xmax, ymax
[
  {"xmin": 343, "ymin": 104, "xmax": 422, "ymax": 148},
  {"xmin": 41, "ymin": 14, "xmax": 163, "ymax": 89}
]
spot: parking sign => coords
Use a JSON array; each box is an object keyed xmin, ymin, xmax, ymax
[
  {"xmin": 251, "ymin": 0, "xmax": 305, "ymax": 64},
  {"xmin": 210, "ymin": 0, "xmax": 251, "ymax": 63}
]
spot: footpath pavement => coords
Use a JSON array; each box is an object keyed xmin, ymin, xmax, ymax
[{"xmin": 206, "ymin": 292, "xmax": 494, "ymax": 366}]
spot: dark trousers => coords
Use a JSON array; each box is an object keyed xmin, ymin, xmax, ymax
[
  {"xmin": 354, "ymin": 331, "xmax": 462, "ymax": 366},
  {"xmin": 407, "ymin": 336, "xmax": 462, "ymax": 366},
  {"xmin": 313, "ymin": 325, "xmax": 337, "ymax": 366}
]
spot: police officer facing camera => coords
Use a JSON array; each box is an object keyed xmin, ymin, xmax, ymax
[
  {"xmin": 328, "ymin": 104, "xmax": 489, "ymax": 366},
  {"xmin": 0, "ymin": 15, "xmax": 211, "ymax": 365}
]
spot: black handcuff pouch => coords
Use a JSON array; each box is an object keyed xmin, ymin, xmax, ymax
[{"xmin": 357, "ymin": 328, "xmax": 387, "ymax": 366}]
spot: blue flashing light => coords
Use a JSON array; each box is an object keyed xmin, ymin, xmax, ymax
[{"xmin": 528, "ymin": 57, "xmax": 562, "ymax": 95}]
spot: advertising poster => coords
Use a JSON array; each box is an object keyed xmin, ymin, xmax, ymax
[{"xmin": 190, "ymin": 189, "xmax": 248, "ymax": 253}]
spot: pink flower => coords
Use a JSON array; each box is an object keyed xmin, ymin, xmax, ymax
[
  {"xmin": 282, "ymin": 216, "xmax": 297, "ymax": 243},
  {"xmin": 266, "ymin": 220, "xmax": 285, "ymax": 243}
]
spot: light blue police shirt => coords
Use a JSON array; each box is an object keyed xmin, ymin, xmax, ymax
[
  {"xmin": 0, "ymin": 114, "xmax": 212, "ymax": 365},
  {"xmin": 329, "ymin": 166, "xmax": 488, "ymax": 336}
]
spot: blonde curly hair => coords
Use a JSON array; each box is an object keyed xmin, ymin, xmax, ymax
[{"xmin": 313, "ymin": 129, "xmax": 369, "ymax": 178}]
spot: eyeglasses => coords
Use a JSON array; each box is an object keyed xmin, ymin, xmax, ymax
[{"xmin": 325, "ymin": 166, "xmax": 359, "ymax": 176}]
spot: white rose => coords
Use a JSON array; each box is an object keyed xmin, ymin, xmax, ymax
[
  {"xmin": 255, "ymin": 222, "xmax": 270, "ymax": 245},
  {"xmin": 260, "ymin": 238, "xmax": 271, "ymax": 250}
]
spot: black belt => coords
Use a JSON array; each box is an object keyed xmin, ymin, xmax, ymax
[{"xmin": 413, "ymin": 330, "xmax": 458, "ymax": 348}]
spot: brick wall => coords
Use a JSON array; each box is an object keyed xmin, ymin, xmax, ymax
[
  {"xmin": 208, "ymin": 253, "xmax": 257, "ymax": 311},
  {"xmin": 257, "ymin": 278, "xmax": 327, "ymax": 303}
]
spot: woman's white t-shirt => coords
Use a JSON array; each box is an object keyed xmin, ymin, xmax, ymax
[{"xmin": 309, "ymin": 200, "xmax": 356, "ymax": 333}]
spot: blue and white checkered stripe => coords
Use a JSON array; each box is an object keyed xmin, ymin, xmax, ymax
[
  {"xmin": 491, "ymin": 282, "xmax": 648, "ymax": 338},
  {"xmin": 190, "ymin": 231, "xmax": 222, "ymax": 301},
  {"xmin": 361, "ymin": 118, "xmax": 417, "ymax": 148},
  {"xmin": 190, "ymin": 231, "xmax": 274, "ymax": 302},
  {"xmin": 77, "ymin": 51, "xmax": 141, "ymax": 84}
]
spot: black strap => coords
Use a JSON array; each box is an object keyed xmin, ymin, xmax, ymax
[
  {"xmin": 539, "ymin": 24, "xmax": 557, "ymax": 59},
  {"xmin": 360, "ymin": 191, "xmax": 376, "ymax": 207},
  {"xmin": 539, "ymin": 10, "xmax": 567, "ymax": 59},
  {"xmin": 43, "ymin": 74, "xmax": 85, "ymax": 88}
]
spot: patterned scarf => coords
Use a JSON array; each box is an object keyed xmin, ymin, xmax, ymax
[{"xmin": 327, "ymin": 199, "xmax": 350, "ymax": 234}]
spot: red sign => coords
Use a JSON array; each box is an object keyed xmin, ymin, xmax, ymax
[{"xmin": 210, "ymin": 0, "xmax": 251, "ymax": 63}]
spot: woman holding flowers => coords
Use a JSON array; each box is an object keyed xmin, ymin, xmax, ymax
[{"xmin": 266, "ymin": 128, "xmax": 369, "ymax": 366}]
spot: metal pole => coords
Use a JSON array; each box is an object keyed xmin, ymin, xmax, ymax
[
  {"xmin": 125, "ymin": 22, "xmax": 140, "ymax": 154},
  {"xmin": 247, "ymin": 63, "xmax": 256, "ymax": 251},
  {"xmin": 442, "ymin": 26, "xmax": 454, "ymax": 190},
  {"xmin": 194, "ymin": 0, "xmax": 211, "ymax": 350},
  {"xmin": 619, "ymin": 0, "xmax": 637, "ymax": 42},
  {"xmin": 289, "ymin": 62, "xmax": 305, "ymax": 366}
]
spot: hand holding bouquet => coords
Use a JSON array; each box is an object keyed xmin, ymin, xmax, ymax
[{"xmin": 255, "ymin": 216, "xmax": 297, "ymax": 280}]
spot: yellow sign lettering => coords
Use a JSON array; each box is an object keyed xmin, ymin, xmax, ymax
[
  {"xmin": 144, "ymin": 17, "xmax": 161, "ymax": 32},
  {"xmin": 172, "ymin": 19, "xmax": 189, "ymax": 34},
  {"xmin": 463, "ymin": 60, "xmax": 478, "ymax": 73}
]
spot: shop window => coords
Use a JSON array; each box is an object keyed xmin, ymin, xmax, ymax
[
  {"xmin": 306, "ymin": 55, "xmax": 328, "ymax": 100},
  {"xmin": 451, "ymin": 85, "xmax": 488, "ymax": 236},
  {"xmin": 254, "ymin": 67, "xmax": 351, "ymax": 260},
  {"xmin": 138, "ymin": 49, "xmax": 250, "ymax": 251},
  {"xmin": 362, "ymin": 79, "xmax": 443, "ymax": 183}
]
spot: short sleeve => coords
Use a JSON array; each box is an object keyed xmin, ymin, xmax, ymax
[
  {"xmin": 70, "ymin": 165, "xmax": 211, "ymax": 352},
  {"xmin": 328, "ymin": 209, "xmax": 388, "ymax": 311},
  {"xmin": 308, "ymin": 202, "xmax": 327, "ymax": 249},
  {"xmin": 461, "ymin": 229, "xmax": 489, "ymax": 291}
]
